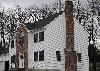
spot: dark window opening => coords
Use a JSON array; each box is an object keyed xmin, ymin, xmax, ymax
[
  {"xmin": 20, "ymin": 55, "xmax": 24, "ymax": 59},
  {"xmin": 56, "ymin": 51, "xmax": 61, "ymax": 61},
  {"xmin": 34, "ymin": 51, "xmax": 38, "ymax": 62},
  {"xmin": 19, "ymin": 36, "xmax": 25, "ymax": 46},
  {"xmin": 39, "ymin": 50, "xmax": 44, "ymax": 61},
  {"xmin": 39, "ymin": 31, "xmax": 44, "ymax": 42},
  {"xmin": 11, "ymin": 55, "xmax": 15, "ymax": 63},
  {"xmin": 34, "ymin": 33, "xmax": 38, "ymax": 43},
  {"xmin": 0, "ymin": 41, "xmax": 2, "ymax": 48},
  {"xmin": 11, "ymin": 40, "xmax": 14, "ymax": 48},
  {"xmin": 77, "ymin": 53, "xmax": 81, "ymax": 62},
  {"xmin": 5, "ymin": 61, "xmax": 9, "ymax": 70}
]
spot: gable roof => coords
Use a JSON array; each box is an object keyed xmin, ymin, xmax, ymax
[{"xmin": 24, "ymin": 11, "xmax": 63, "ymax": 30}]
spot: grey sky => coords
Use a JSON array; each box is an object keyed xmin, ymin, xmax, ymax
[{"xmin": 0, "ymin": 0, "xmax": 65, "ymax": 9}]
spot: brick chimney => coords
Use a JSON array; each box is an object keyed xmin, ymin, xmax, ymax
[
  {"xmin": 64, "ymin": 0, "xmax": 77, "ymax": 71},
  {"xmin": 16, "ymin": 25, "xmax": 28, "ymax": 70}
]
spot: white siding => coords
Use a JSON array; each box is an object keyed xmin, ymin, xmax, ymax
[
  {"xmin": 28, "ymin": 12, "xmax": 66, "ymax": 71},
  {"xmin": 45, "ymin": 12, "xmax": 66, "ymax": 71},
  {"xmin": 74, "ymin": 18, "xmax": 89, "ymax": 71}
]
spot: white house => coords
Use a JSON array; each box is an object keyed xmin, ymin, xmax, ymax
[
  {"xmin": 26, "ymin": 11, "xmax": 66, "ymax": 71},
  {"xmin": 24, "ymin": 1, "xmax": 89, "ymax": 71}
]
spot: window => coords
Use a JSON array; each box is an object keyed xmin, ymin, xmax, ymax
[
  {"xmin": 19, "ymin": 32, "xmax": 25, "ymax": 46},
  {"xmin": 34, "ymin": 51, "xmax": 38, "ymax": 62},
  {"xmin": 39, "ymin": 50, "xmax": 44, "ymax": 61},
  {"xmin": 11, "ymin": 55, "xmax": 15, "ymax": 63},
  {"xmin": 34, "ymin": 31, "xmax": 44, "ymax": 43},
  {"xmin": 11, "ymin": 40, "xmax": 14, "ymax": 48},
  {"xmin": 56, "ymin": 51, "xmax": 61, "ymax": 61},
  {"xmin": 39, "ymin": 31, "xmax": 44, "ymax": 42},
  {"xmin": 20, "ymin": 55, "xmax": 24, "ymax": 59},
  {"xmin": 77, "ymin": 53, "xmax": 81, "ymax": 62},
  {"xmin": 34, "ymin": 33, "xmax": 38, "ymax": 43}
]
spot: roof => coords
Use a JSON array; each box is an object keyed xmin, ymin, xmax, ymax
[
  {"xmin": 0, "ymin": 48, "xmax": 9, "ymax": 56},
  {"xmin": 24, "ymin": 11, "xmax": 63, "ymax": 30}
]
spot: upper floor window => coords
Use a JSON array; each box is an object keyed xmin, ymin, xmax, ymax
[
  {"xmin": 77, "ymin": 53, "xmax": 81, "ymax": 62},
  {"xmin": 56, "ymin": 51, "xmax": 61, "ymax": 61},
  {"xmin": 34, "ymin": 31, "xmax": 44, "ymax": 43},
  {"xmin": 19, "ymin": 32, "xmax": 25, "ymax": 46},
  {"xmin": 11, "ymin": 40, "xmax": 14, "ymax": 48},
  {"xmin": 39, "ymin": 31, "xmax": 44, "ymax": 42},
  {"xmin": 34, "ymin": 33, "xmax": 38, "ymax": 43}
]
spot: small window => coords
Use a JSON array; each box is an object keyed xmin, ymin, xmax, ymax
[
  {"xmin": 77, "ymin": 53, "xmax": 81, "ymax": 62},
  {"xmin": 34, "ymin": 51, "xmax": 38, "ymax": 62},
  {"xmin": 11, "ymin": 40, "xmax": 14, "ymax": 48},
  {"xmin": 39, "ymin": 31, "xmax": 44, "ymax": 42},
  {"xmin": 19, "ymin": 32, "xmax": 25, "ymax": 46},
  {"xmin": 20, "ymin": 55, "xmax": 24, "ymax": 59},
  {"xmin": 19, "ymin": 37, "xmax": 24, "ymax": 46},
  {"xmin": 39, "ymin": 50, "xmax": 44, "ymax": 61},
  {"xmin": 34, "ymin": 33, "xmax": 38, "ymax": 43},
  {"xmin": 11, "ymin": 55, "xmax": 15, "ymax": 63},
  {"xmin": 56, "ymin": 51, "xmax": 61, "ymax": 61}
]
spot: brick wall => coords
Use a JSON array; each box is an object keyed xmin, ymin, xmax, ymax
[{"xmin": 16, "ymin": 24, "xmax": 28, "ymax": 69}]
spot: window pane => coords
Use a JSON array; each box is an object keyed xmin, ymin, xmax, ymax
[
  {"xmin": 39, "ymin": 31, "xmax": 44, "ymax": 42},
  {"xmin": 11, "ymin": 40, "xmax": 14, "ymax": 48},
  {"xmin": 19, "ymin": 36, "xmax": 24, "ymax": 46},
  {"xmin": 77, "ymin": 53, "xmax": 81, "ymax": 62},
  {"xmin": 11, "ymin": 55, "xmax": 15, "ymax": 63},
  {"xmin": 56, "ymin": 51, "xmax": 61, "ymax": 61},
  {"xmin": 34, "ymin": 33, "xmax": 38, "ymax": 43},
  {"xmin": 39, "ymin": 50, "xmax": 44, "ymax": 61},
  {"xmin": 34, "ymin": 51, "xmax": 38, "ymax": 61}
]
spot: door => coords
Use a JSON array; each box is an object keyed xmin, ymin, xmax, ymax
[
  {"xmin": 5, "ymin": 61, "xmax": 9, "ymax": 70},
  {"xmin": 19, "ymin": 53, "xmax": 24, "ymax": 68}
]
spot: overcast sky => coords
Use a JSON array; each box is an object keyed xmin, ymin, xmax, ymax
[{"xmin": 0, "ymin": 0, "xmax": 65, "ymax": 9}]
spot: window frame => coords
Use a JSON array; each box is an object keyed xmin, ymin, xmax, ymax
[
  {"xmin": 39, "ymin": 31, "xmax": 44, "ymax": 42},
  {"xmin": 11, "ymin": 40, "xmax": 14, "ymax": 48},
  {"xmin": 34, "ymin": 31, "xmax": 44, "ymax": 43},
  {"xmin": 34, "ymin": 51, "xmax": 38, "ymax": 62},
  {"xmin": 77, "ymin": 53, "xmax": 81, "ymax": 62},
  {"xmin": 34, "ymin": 33, "xmax": 38, "ymax": 43},
  {"xmin": 11, "ymin": 55, "xmax": 16, "ymax": 63},
  {"xmin": 39, "ymin": 50, "xmax": 44, "ymax": 61},
  {"xmin": 56, "ymin": 51, "xmax": 61, "ymax": 61}
]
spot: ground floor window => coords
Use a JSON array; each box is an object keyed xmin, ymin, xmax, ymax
[
  {"xmin": 56, "ymin": 51, "xmax": 61, "ymax": 61},
  {"xmin": 34, "ymin": 50, "xmax": 44, "ymax": 62},
  {"xmin": 77, "ymin": 53, "xmax": 81, "ymax": 62},
  {"xmin": 34, "ymin": 51, "xmax": 38, "ymax": 61},
  {"xmin": 5, "ymin": 61, "xmax": 9, "ymax": 70},
  {"xmin": 39, "ymin": 50, "xmax": 44, "ymax": 61},
  {"xmin": 11, "ymin": 55, "xmax": 16, "ymax": 63}
]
